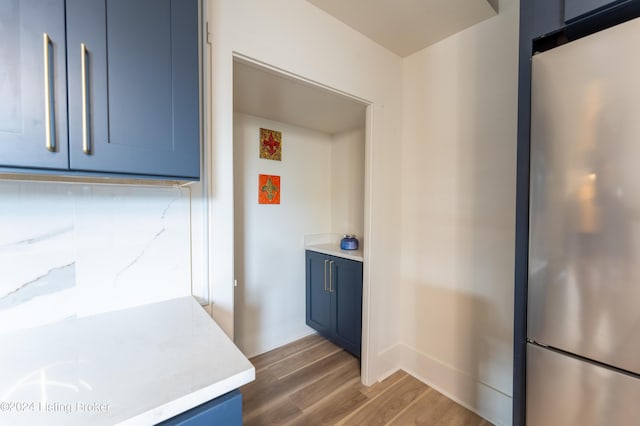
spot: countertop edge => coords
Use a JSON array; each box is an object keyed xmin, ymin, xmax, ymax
[
  {"xmin": 305, "ymin": 244, "xmax": 363, "ymax": 262},
  {"xmin": 120, "ymin": 367, "xmax": 255, "ymax": 425},
  {"xmin": 119, "ymin": 298, "xmax": 256, "ymax": 425}
]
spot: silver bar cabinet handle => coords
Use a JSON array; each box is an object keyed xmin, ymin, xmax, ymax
[
  {"xmin": 329, "ymin": 260, "xmax": 334, "ymax": 292},
  {"xmin": 323, "ymin": 259, "xmax": 328, "ymax": 292},
  {"xmin": 43, "ymin": 33, "xmax": 54, "ymax": 152},
  {"xmin": 81, "ymin": 43, "xmax": 90, "ymax": 154}
]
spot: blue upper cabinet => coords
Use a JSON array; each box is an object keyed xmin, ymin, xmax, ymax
[
  {"xmin": 0, "ymin": 0, "xmax": 69, "ymax": 170},
  {"xmin": 0, "ymin": 0, "xmax": 199, "ymax": 180},
  {"xmin": 532, "ymin": 0, "xmax": 564, "ymax": 38},
  {"xmin": 565, "ymin": 0, "xmax": 628, "ymax": 22},
  {"xmin": 66, "ymin": 0, "xmax": 200, "ymax": 179}
]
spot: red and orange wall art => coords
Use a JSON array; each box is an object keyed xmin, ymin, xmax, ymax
[
  {"xmin": 258, "ymin": 174, "xmax": 281, "ymax": 204},
  {"xmin": 259, "ymin": 128, "xmax": 282, "ymax": 161}
]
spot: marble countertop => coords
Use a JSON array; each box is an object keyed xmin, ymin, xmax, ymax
[
  {"xmin": 305, "ymin": 243, "xmax": 363, "ymax": 262},
  {"xmin": 0, "ymin": 297, "xmax": 255, "ymax": 425}
]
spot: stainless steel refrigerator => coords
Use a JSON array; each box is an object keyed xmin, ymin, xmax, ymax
[{"xmin": 527, "ymin": 16, "xmax": 640, "ymax": 425}]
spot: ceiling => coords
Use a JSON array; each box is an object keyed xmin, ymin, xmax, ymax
[
  {"xmin": 306, "ymin": 0, "xmax": 499, "ymax": 57},
  {"xmin": 233, "ymin": 59, "xmax": 367, "ymax": 135}
]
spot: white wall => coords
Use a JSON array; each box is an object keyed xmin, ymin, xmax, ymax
[
  {"xmin": 208, "ymin": 0, "xmax": 403, "ymax": 384},
  {"xmin": 331, "ymin": 128, "xmax": 365, "ymax": 240},
  {"xmin": 399, "ymin": 0, "xmax": 518, "ymax": 424},
  {"xmin": 233, "ymin": 113, "xmax": 331, "ymax": 357},
  {"xmin": 211, "ymin": 2, "xmax": 519, "ymax": 421},
  {"xmin": 0, "ymin": 180, "xmax": 194, "ymax": 333}
]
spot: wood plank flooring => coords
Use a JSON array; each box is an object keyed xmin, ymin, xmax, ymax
[{"xmin": 240, "ymin": 334, "xmax": 492, "ymax": 425}]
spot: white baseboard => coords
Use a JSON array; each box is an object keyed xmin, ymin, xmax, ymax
[
  {"xmin": 389, "ymin": 343, "xmax": 512, "ymax": 426},
  {"xmin": 374, "ymin": 344, "xmax": 404, "ymax": 384}
]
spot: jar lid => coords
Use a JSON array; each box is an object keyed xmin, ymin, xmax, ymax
[{"xmin": 343, "ymin": 234, "xmax": 356, "ymax": 239}]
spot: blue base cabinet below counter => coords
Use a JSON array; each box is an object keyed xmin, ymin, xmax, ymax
[
  {"xmin": 305, "ymin": 250, "xmax": 363, "ymax": 358},
  {"xmin": 158, "ymin": 390, "xmax": 242, "ymax": 426}
]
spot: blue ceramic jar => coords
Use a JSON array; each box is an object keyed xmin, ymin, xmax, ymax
[{"xmin": 340, "ymin": 234, "xmax": 359, "ymax": 250}]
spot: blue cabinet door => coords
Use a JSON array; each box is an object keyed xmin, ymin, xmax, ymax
[
  {"xmin": 532, "ymin": 0, "xmax": 564, "ymax": 38},
  {"xmin": 159, "ymin": 390, "xmax": 242, "ymax": 426},
  {"xmin": 66, "ymin": 0, "xmax": 200, "ymax": 179},
  {"xmin": 0, "ymin": 0, "xmax": 68, "ymax": 170},
  {"xmin": 305, "ymin": 251, "xmax": 363, "ymax": 357},
  {"xmin": 331, "ymin": 257, "xmax": 363, "ymax": 358},
  {"xmin": 306, "ymin": 251, "xmax": 333, "ymax": 336},
  {"xmin": 565, "ymin": 0, "xmax": 628, "ymax": 21}
]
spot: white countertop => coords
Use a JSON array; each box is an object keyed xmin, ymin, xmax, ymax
[
  {"xmin": 0, "ymin": 296, "xmax": 255, "ymax": 425},
  {"xmin": 305, "ymin": 243, "xmax": 364, "ymax": 262}
]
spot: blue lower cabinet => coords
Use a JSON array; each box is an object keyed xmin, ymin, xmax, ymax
[
  {"xmin": 306, "ymin": 250, "xmax": 333, "ymax": 336},
  {"xmin": 332, "ymin": 256, "xmax": 363, "ymax": 357},
  {"xmin": 305, "ymin": 250, "xmax": 363, "ymax": 358},
  {"xmin": 158, "ymin": 390, "xmax": 242, "ymax": 426}
]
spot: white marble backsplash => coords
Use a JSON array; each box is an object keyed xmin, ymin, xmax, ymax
[{"xmin": 0, "ymin": 180, "xmax": 192, "ymax": 333}]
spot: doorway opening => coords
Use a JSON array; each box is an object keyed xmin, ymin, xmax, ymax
[{"xmin": 231, "ymin": 54, "xmax": 372, "ymax": 382}]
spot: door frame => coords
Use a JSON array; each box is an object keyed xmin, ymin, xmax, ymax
[{"xmin": 228, "ymin": 52, "xmax": 375, "ymax": 385}]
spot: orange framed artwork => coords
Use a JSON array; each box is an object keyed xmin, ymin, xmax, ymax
[
  {"xmin": 259, "ymin": 128, "xmax": 282, "ymax": 161},
  {"xmin": 258, "ymin": 174, "xmax": 280, "ymax": 204}
]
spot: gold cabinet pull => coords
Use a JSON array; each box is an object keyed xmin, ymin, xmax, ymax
[
  {"xmin": 81, "ymin": 43, "xmax": 91, "ymax": 154},
  {"xmin": 43, "ymin": 33, "xmax": 54, "ymax": 152}
]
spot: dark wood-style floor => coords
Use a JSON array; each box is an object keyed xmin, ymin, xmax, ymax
[{"xmin": 240, "ymin": 334, "xmax": 492, "ymax": 425}]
